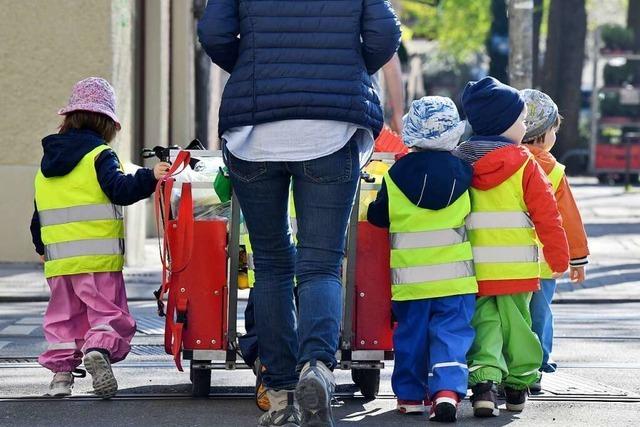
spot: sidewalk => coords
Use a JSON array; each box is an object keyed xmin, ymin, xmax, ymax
[
  {"xmin": 2, "ymin": 179, "xmax": 639, "ymax": 302},
  {"xmin": 0, "ymin": 241, "xmax": 163, "ymax": 302}
]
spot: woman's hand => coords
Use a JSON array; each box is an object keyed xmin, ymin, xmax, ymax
[{"xmin": 154, "ymin": 162, "xmax": 171, "ymax": 180}]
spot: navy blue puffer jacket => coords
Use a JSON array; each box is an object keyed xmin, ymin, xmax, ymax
[{"xmin": 198, "ymin": 0, "xmax": 401, "ymax": 138}]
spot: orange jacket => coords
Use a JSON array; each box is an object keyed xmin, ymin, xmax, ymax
[{"xmin": 526, "ymin": 146, "xmax": 589, "ymax": 265}]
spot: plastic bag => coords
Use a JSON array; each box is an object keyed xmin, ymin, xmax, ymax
[{"xmin": 170, "ymin": 157, "xmax": 231, "ymax": 220}]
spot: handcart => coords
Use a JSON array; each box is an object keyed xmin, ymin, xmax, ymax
[
  {"xmin": 146, "ymin": 145, "xmax": 399, "ymax": 400},
  {"xmin": 338, "ymin": 152, "xmax": 397, "ymax": 399},
  {"xmin": 146, "ymin": 144, "xmax": 246, "ymax": 397}
]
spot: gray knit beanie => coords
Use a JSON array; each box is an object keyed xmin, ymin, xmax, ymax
[{"xmin": 521, "ymin": 89, "xmax": 559, "ymax": 142}]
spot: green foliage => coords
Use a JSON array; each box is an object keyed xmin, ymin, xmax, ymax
[
  {"xmin": 601, "ymin": 24, "xmax": 635, "ymax": 51},
  {"xmin": 401, "ymin": 0, "xmax": 492, "ymax": 62}
]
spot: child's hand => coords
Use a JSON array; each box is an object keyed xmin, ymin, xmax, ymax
[
  {"xmin": 154, "ymin": 162, "xmax": 171, "ymax": 180},
  {"xmin": 551, "ymin": 271, "xmax": 564, "ymax": 279},
  {"xmin": 39, "ymin": 255, "xmax": 45, "ymax": 263},
  {"xmin": 569, "ymin": 266, "xmax": 586, "ymax": 283}
]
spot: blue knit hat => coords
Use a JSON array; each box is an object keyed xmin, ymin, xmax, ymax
[{"xmin": 461, "ymin": 76, "xmax": 525, "ymax": 136}]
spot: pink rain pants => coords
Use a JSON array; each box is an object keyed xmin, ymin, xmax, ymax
[{"xmin": 38, "ymin": 272, "xmax": 136, "ymax": 373}]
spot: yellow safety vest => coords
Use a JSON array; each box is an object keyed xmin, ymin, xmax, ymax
[
  {"xmin": 467, "ymin": 158, "xmax": 540, "ymax": 282},
  {"xmin": 386, "ymin": 173, "xmax": 477, "ymax": 301},
  {"xmin": 539, "ymin": 162, "xmax": 566, "ymax": 278},
  {"xmin": 34, "ymin": 145, "xmax": 125, "ymax": 278}
]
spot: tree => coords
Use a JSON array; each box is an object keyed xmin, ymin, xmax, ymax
[
  {"xmin": 486, "ymin": 0, "xmax": 509, "ymax": 82},
  {"xmin": 532, "ymin": 0, "xmax": 544, "ymax": 87},
  {"xmin": 629, "ymin": 0, "xmax": 640, "ymax": 83},
  {"xmin": 541, "ymin": 0, "xmax": 587, "ymax": 159},
  {"xmin": 401, "ymin": 0, "xmax": 491, "ymax": 63},
  {"xmin": 509, "ymin": 0, "xmax": 534, "ymax": 89}
]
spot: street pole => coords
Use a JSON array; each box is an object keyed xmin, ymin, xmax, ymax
[{"xmin": 508, "ymin": 0, "xmax": 534, "ymax": 89}]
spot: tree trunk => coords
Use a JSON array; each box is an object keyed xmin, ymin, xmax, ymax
[
  {"xmin": 508, "ymin": 0, "xmax": 533, "ymax": 89},
  {"xmin": 629, "ymin": 0, "xmax": 640, "ymax": 83},
  {"xmin": 541, "ymin": 0, "xmax": 587, "ymax": 160},
  {"xmin": 532, "ymin": 0, "xmax": 544, "ymax": 88},
  {"xmin": 487, "ymin": 0, "xmax": 509, "ymax": 83}
]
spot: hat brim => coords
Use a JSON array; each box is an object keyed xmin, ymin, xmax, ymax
[{"xmin": 58, "ymin": 105, "xmax": 121, "ymax": 130}]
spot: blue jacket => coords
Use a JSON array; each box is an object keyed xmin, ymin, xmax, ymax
[
  {"xmin": 367, "ymin": 151, "xmax": 473, "ymax": 228},
  {"xmin": 197, "ymin": 0, "xmax": 401, "ymax": 138},
  {"xmin": 30, "ymin": 129, "xmax": 157, "ymax": 255}
]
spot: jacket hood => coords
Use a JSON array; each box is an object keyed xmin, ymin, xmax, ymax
[
  {"xmin": 40, "ymin": 129, "xmax": 106, "ymax": 177},
  {"xmin": 388, "ymin": 150, "xmax": 472, "ymax": 210},
  {"xmin": 525, "ymin": 144, "xmax": 557, "ymax": 175},
  {"xmin": 472, "ymin": 143, "xmax": 531, "ymax": 190}
]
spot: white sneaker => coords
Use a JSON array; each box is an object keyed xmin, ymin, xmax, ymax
[
  {"xmin": 83, "ymin": 350, "xmax": 117, "ymax": 399},
  {"xmin": 295, "ymin": 360, "xmax": 336, "ymax": 427},
  {"xmin": 48, "ymin": 372, "xmax": 74, "ymax": 396},
  {"xmin": 257, "ymin": 389, "xmax": 301, "ymax": 427}
]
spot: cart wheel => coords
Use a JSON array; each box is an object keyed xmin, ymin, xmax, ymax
[
  {"xmin": 351, "ymin": 368, "xmax": 362, "ymax": 386},
  {"xmin": 190, "ymin": 360, "xmax": 211, "ymax": 397},
  {"xmin": 352, "ymin": 368, "xmax": 380, "ymax": 399}
]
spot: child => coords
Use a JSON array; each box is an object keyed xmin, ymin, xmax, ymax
[
  {"xmin": 30, "ymin": 77, "xmax": 170, "ymax": 398},
  {"xmin": 368, "ymin": 96, "xmax": 478, "ymax": 423},
  {"xmin": 455, "ymin": 77, "xmax": 569, "ymax": 416},
  {"xmin": 521, "ymin": 89, "xmax": 589, "ymax": 391}
]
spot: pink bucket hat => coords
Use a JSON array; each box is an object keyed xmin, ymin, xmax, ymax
[{"xmin": 58, "ymin": 77, "xmax": 121, "ymax": 130}]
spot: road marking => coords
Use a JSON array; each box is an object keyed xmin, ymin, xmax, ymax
[
  {"xmin": 0, "ymin": 324, "xmax": 41, "ymax": 336},
  {"xmin": 0, "ymin": 341, "xmax": 11, "ymax": 349},
  {"xmin": 15, "ymin": 317, "xmax": 43, "ymax": 325}
]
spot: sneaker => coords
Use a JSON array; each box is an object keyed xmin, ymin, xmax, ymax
[
  {"xmin": 529, "ymin": 374, "xmax": 542, "ymax": 394},
  {"xmin": 504, "ymin": 386, "xmax": 528, "ymax": 412},
  {"xmin": 258, "ymin": 389, "xmax": 301, "ymax": 427},
  {"xmin": 48, "ymin": 372, "xmax": 74, "ymax": 396},
  {"xmin": 396, "ymin": 400, "xmax": 426, "ymax": 415},
  {"xmin": 255, "ymin": 358, "xmax": 271, "ymax": 412},
  {"xmin": 429, "ymin": 391, "xmax": 459, "ymax": 423},
  {"xmin": 295, "ymin": 360, "xmax": 336, "ymax": 427},
  {"xmin": 83, "ymin": 350, "xmax": 117, "ymax": 399},
  {"xmin": 470, "ymin": 381, "xmax": 499, "ymax": 418}
]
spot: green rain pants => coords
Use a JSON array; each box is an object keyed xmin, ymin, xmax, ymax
[{"xmin": 467, "ymin": 292, "xmax": 542, "ymax": 390}]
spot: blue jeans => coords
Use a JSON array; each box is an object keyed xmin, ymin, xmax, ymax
[
  {"xmin": 392, "ymin": 295, "xmax": 476, "ymax": 401},
  {"xmin": 530, "ymin": 278, "xmax": 558, "ymax": 373},
  {"xmin": 224, "ymin": 139, "xmax": 359, "ymax": 390}
]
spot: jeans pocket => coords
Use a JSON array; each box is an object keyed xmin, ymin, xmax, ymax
[
  {"xmin": 302, "ymin": 139, "xmax": 357, "ymax": 184},
  {"xmin": 224, "ymin": 145, "xmax": 267, "ymax": 183}
]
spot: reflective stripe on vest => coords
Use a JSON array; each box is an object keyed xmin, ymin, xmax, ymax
[
  {"xmin": 540, "ymin": 162, "xmax": 566, "ymax": 278},
  {"xmin": 391, "ymin": 226, "xmax": 467, "ymax": 249},
  {"xmin": 385, "ymin": 171, "xmax": 477, "ymax": 301},
  {"xmin": 468, "ymin": 157, "xmax": 540, "ymax": 283},
  {"xmin": 466, "ymin": 211, "xmax": 533, "ymax": 230},
  {"xmin": 392, "ymin": 260, "xmax": 474, "ymax": 285},
  {"xmin": 45, "ymin": 238, "xmax": 124, "ymax": 261},
  {"xmin": 39, "ymin": 204, "xmax": 123, "ymax": 227},
  {"xmin": 472, "ymin": 245, "xmax": 538, "ymax": 263}
]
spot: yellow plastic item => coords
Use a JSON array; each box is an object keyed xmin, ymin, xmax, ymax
[
  {"xmin": 238, "ymin": 271, "xmax": 250, "ymax": 290},
  {"xmin": 358, "ymin": 161, "xmax": 391, "ymax": 220}
]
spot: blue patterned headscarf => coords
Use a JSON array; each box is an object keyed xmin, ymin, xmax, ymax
[{"xmin": 402, "ymin": 96, "xmax": 466, "ymax": 151}]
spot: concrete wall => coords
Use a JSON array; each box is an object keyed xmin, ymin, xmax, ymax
[{"xmin": 0, "ymin": 0, "xmax": 141, "ymax": 263}]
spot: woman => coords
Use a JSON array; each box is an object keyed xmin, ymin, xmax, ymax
[{"xmin": 198, "ymin": 2, "xmax": 400, "ymax": 426}]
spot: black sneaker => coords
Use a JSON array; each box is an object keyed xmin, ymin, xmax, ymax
[
  {"xmin": 504, "ymin": 386, "xmax": 528, "ymax": 412},
  {"xmin": 529, "ymin": 373, "xmax": 542, "ymax": 394},
  {"xmin": 470, "ymin": 381, "xmax": 499, "ymax": 418}
]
